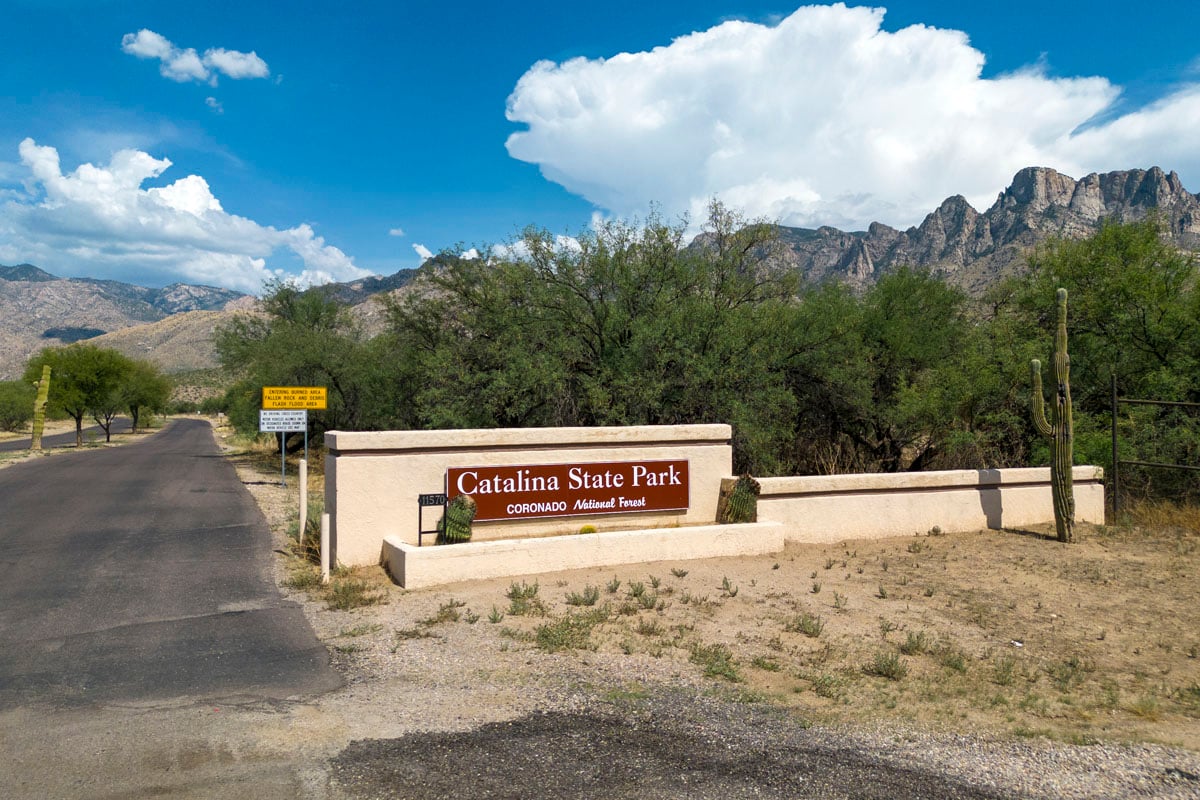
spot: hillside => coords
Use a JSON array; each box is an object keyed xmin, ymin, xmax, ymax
[
  {"xmin": 0, "ymin": 269, "xmax": 247, "ymax": 379},
  {"xmin": 87, "ymin": 310, "xmax": 241, "ymax": 374}
]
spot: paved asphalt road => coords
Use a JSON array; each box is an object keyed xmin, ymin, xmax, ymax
[
  {"xmin": 0, "ymin": 417, "xmax": 339, "ymax": 709},
  {"xmin": 0, "ymin": 417, "xmax": 132, "ymax": 452}
]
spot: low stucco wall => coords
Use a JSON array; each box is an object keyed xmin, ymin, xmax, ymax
[
  {"xmin": 325, "ymin": 424, "xmax": 733, "ymax": 566},
  {"xmin": 756, "ymin": 466, "xmax": 1105, "ymax": 543},
  {"xmin": 383, "ymin": 522, "xmax": 785, "ymax": 589}
]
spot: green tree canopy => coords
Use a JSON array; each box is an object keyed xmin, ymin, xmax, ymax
[
  {"xmin": 0, "ymin": 380, "xmax": 36, "ymax": 433},
  {"xmin": 23, "ymin": 344, "xmax": 134, "ymax": 445},
  {"xmin": 214, "ymin": 280, "xmax": 383, "ymax": 443},
  {"xmin": 120, "ymin": 360, "xmax": 172, "ymax": 432}
]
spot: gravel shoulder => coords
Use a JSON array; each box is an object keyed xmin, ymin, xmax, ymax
[{"xmin": 216, "ymin": 422, "xmax": 1200, "ymax": 800}]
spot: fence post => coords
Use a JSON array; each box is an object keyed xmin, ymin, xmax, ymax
[
  {"xmin": 1110, "ymin": 374, "xmax": 1120, "ymax": 517},
  {"xmin": 299, "ymin": 458, "xmax": 308, "ymax": 546},
  {"xmin": 320, "ymin": 512, "xmax": 331, "ymax": 584}
]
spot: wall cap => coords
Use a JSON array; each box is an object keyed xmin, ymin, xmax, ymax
[
  {"xmin": 327, "ymin": 424, "xmax": 732, "ymax": 453},
  {"xmin": 757, "ymin": 466, "xmax": 1104, "ymax": 496}
]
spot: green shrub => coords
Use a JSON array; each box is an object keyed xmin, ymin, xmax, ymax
[{"xmin": 0, "ymin": 380, "xmax": 35, "ymax": 433}]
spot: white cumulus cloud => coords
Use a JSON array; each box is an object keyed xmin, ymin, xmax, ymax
[
  {"xmin": 122, "ymin": 29, "xmax": 270, "ymax": 86},
  {"xmin": 0, "ymin": 139, "xmax": 370, "ymax": 293},
  {"xmin": 413, "ymin": 243, "xmax": 434, "ymax": 262},
  {"xmin": 202, "ymin": 47, "xmax": 270, "ymax": 79},
  {"xmin": 505, "ymin": 3, "xmax": 1200, "ymax": 230},
  {"xmin": 388, "ymin": 227, "xmax": 406, "ymax": 237}
]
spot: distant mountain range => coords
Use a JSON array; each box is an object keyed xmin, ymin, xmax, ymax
[
  {"xmin": 0, "ymin": 266, "xmax": 248, "ymax": 380},
  {"xmin": 2, "ymin": 165, "xmax": 1198, "ymax": 383}
]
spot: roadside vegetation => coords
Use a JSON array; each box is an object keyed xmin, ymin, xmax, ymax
[{"xmin": 207, "ymin": 209, "xmax": 1200, "ymax": 504}]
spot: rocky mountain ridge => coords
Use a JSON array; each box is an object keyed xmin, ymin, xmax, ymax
[{"xmin": 773, "ymin": 166, "xmax": 1200, "ymax": 294}]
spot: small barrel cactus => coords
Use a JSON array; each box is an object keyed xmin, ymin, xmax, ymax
[
  {"xmin": 437, "ymin": 494, "xmax": 477, "ymax": 544},
  {"xmin": 717, "ymin": 474, "xmax": 760, "ymax": 524}
]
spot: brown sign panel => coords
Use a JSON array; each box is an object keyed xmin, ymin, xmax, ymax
[{"xmin": 446, "ymin": 460, "xmax": 690, "ymax": 522}]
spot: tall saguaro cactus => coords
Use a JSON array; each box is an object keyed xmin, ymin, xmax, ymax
[
  {"xmin": 1030, "ymin": 288, "xmax": 1075, "ymax": 543},
  {"xmin": 30, "ymin": 365, "xmax": 51, "ymax": 452}
]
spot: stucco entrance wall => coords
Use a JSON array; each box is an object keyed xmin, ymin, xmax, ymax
[
  {"xmin": 756, "ymin": 465, "xmax": 1105, "ymax": 543},
  {"xmin": 324, "ymin": 424, "xmax": 733, "ymax": 566}
]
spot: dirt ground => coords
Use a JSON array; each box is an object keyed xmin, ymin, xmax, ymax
[{"xmin": 219, "ymin": 424, "xmax": 1200, "ymax": 755}]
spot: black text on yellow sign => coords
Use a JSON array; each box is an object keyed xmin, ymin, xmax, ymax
[{"xmin": 262, "ymin": 386, "xmax": 328, "ymax": 410}]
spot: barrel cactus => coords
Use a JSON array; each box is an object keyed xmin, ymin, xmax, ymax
[
  {"xmin": 30, "ymin": 365, "xmax": 51, "ymax": 452},
  {"xmin": 717, "ymin": 474, "xmax": 760, "ymax": 524},
  {"xmin": 1030, "ymin": 288, "xmax": 1075, "ymax": 543},
  {"xmin": 437, "ymin": 494, "xmax": 477, "ymax": 544}
]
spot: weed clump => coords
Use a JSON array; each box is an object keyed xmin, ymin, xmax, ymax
[
  {"xmin": 784, "ymin": 613, "xmax": 824, "ymax": 638},
  {"xmin": 535, "ymin": 608, "xmax": 609, "ymax": 653},
  {"xmin": 863, "ymin": 651, "xmax": 908, "ymax": 681},
  {"xmin": 565, "ymin": 585, "xmax": 600, "ymax": 606},
  {"xmin": 326, "ymin": 574, "xmax": 386, "ymax": 611},
  {"xmin": 690, "ymin": 642, "xmax": 741, "ymax": 682},
  {"xmin": 506, "ymin": 581, "xmax": 545, "ymax": 616}
]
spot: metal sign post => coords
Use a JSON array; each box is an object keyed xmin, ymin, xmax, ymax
[
  {"xmin": 417, "ymin": 493, "xmax": 447, "ymax": 546},
  {"xmin": 259, "ymin": 409, "xmax": 308, "ymax": 486}
]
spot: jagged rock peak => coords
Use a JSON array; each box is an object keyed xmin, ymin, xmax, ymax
[
  {"xmin": 993, "ymin": 165, "xmax": 1197, "ymax": 214},
  {"xmin": 1000, "ymin": 166, "xmax": 1079, "ymax": 208}
]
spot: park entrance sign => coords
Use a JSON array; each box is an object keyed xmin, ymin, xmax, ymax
[{"xmin": 446, "ymin": 460, "xmax": 690, "ymax": 521}]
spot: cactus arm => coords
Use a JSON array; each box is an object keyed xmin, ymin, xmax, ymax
[{"xmin": 1029, "ymin": 360, "xmax": 1053, "ymax": 437}]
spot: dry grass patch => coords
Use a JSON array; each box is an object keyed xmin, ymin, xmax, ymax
[{"xmin": 459, "ymin": 515, "xmax": 1200, "ymax": 749}]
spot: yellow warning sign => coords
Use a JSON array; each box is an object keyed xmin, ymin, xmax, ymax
[{"xmin": 262, "ymin": 386, "xmax": 327, "ymax": 410}]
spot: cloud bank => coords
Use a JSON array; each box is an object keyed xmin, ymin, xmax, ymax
[
  {"xmin": 506, "ymin": 3, "xmax": 1200, "ymax": 230},
  {"xmin": 0, "ymin": 139, "xmax": 370, "ymax": 293},
  {"xmin": 122, "ymin": 29, "xmax": 270, "ymax": 85}
]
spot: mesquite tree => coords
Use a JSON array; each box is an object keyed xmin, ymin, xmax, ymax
[{"xmin": 1029, "ymin": 288, "xmax": 1075, "ymax": 542}]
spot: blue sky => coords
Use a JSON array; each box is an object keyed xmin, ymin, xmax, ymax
[{"xmin": 2, "ymin": 1, "xmax": 1199, "ymax": 293}]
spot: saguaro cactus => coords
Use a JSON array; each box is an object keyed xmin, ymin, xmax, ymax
[
  {"xmin": 1030, "ymin": 288, "xmax": 1075, "ymax": 543},
  {"xmin": 30, "ymin": 365, "xmax": 51, "ymax": 452},
  {"xmin": 437, "ymin": 494, "xmax": 477, "ymax": 544}
]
